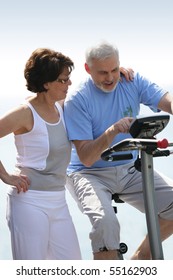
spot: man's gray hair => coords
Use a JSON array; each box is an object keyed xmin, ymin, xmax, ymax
[{"xmin": 85, "ymin": 41, "xmax": 119, "ymax": 67}]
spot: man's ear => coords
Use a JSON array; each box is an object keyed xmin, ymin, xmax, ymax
[{"xmin": 84, "ymin": 63, "xmax": 91, "ymax": 74}]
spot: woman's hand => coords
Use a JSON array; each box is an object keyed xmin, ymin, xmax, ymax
[
  {"xmin": 120, "ymin": 67, "xmax": 134, "ymax": 81},
  {"xmin": 1, "ymin": 173, "xmax": 30, "ymax": 193}
]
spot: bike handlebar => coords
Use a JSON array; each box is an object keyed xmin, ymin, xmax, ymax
[{"xmin": 101, "ymin": 138, "xmax": 173, "ymax": 162}]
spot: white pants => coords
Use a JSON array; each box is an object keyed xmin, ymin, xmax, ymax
[{"xmin": 6, "ymin": 188, "xmax": 81, "ymax": 260}]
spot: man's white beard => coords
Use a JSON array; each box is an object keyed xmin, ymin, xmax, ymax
[{"xmin": 96, "ymin": 82, "xmax": 118, "ymax": 93}]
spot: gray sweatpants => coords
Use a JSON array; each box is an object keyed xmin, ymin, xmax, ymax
[{"xmin": 67, "ymin": 162, "xmax": 173, "ymax": 253}]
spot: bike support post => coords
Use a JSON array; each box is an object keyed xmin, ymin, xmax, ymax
[{"xmin": 141, "ymin": 150, "xmax": 164, "ymax": 260}]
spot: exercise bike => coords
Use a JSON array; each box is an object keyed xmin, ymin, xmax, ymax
[{"xmin": 101, "ymin": 113, "xmax": 173, "ymax": 260}]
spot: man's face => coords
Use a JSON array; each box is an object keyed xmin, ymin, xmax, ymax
[{"xmin": 85, "ymin": 55, "xmax": 120, "ymax": 93}]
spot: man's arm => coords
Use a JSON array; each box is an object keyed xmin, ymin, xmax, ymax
[
  {"xmin": 73, "ymin": 117, "xmax": 133, "ymax": 167},
  {"xmin": 158, "ymin": 92, "xmax": 173, "ymax": 114}
]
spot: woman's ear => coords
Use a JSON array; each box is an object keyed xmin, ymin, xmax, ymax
[
  {"xmin": 43, "ymin": 82, "xmax": 49, "ymax": 90},
  {"xmin": 84, "ymin": 63, "xmax": 91, "ymax": 74}
]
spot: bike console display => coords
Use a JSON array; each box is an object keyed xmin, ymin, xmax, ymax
[
  {"xmin": 101, "ymin": 114, "xmax": 170, "ymax": 161},
  {"xmin": 129, "ymin": 114, "xmax": 170, "ymax": 139}
]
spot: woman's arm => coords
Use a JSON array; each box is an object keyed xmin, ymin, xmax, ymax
[
  {"xmin": 0, "ymin": 161, "xmax": 30, "ymax": 193},
  {"xmin": 0, "ymin": 105, "xmax": 32, "ymax": 192}
]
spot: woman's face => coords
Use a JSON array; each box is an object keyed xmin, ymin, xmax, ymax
[{"xmin": 45, "ymin": 67, "xmax": 72, "ymax": 101}]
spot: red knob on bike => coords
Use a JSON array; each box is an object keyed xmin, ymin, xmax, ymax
[{"xmin": 157, "ymin": 138, "xmax": 168, "ymax": 149}]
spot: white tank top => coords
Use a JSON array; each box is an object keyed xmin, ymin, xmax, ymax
[{"xmin": 14, "ymin": 102, "xmax": 71, "ymax": 191}]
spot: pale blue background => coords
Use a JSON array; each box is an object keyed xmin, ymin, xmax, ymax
[{"xmin": 0, "ymin": 0, "xmax": 173, "ymax": 260}]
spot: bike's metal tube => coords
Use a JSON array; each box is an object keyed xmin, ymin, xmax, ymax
[
  {"xmin": 168, "ymin": 142, "xmax": 173, "ymax": 147},
  {"xmin": 141, "ymin": 150, "xmax": 164, "ymax": 259}
]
